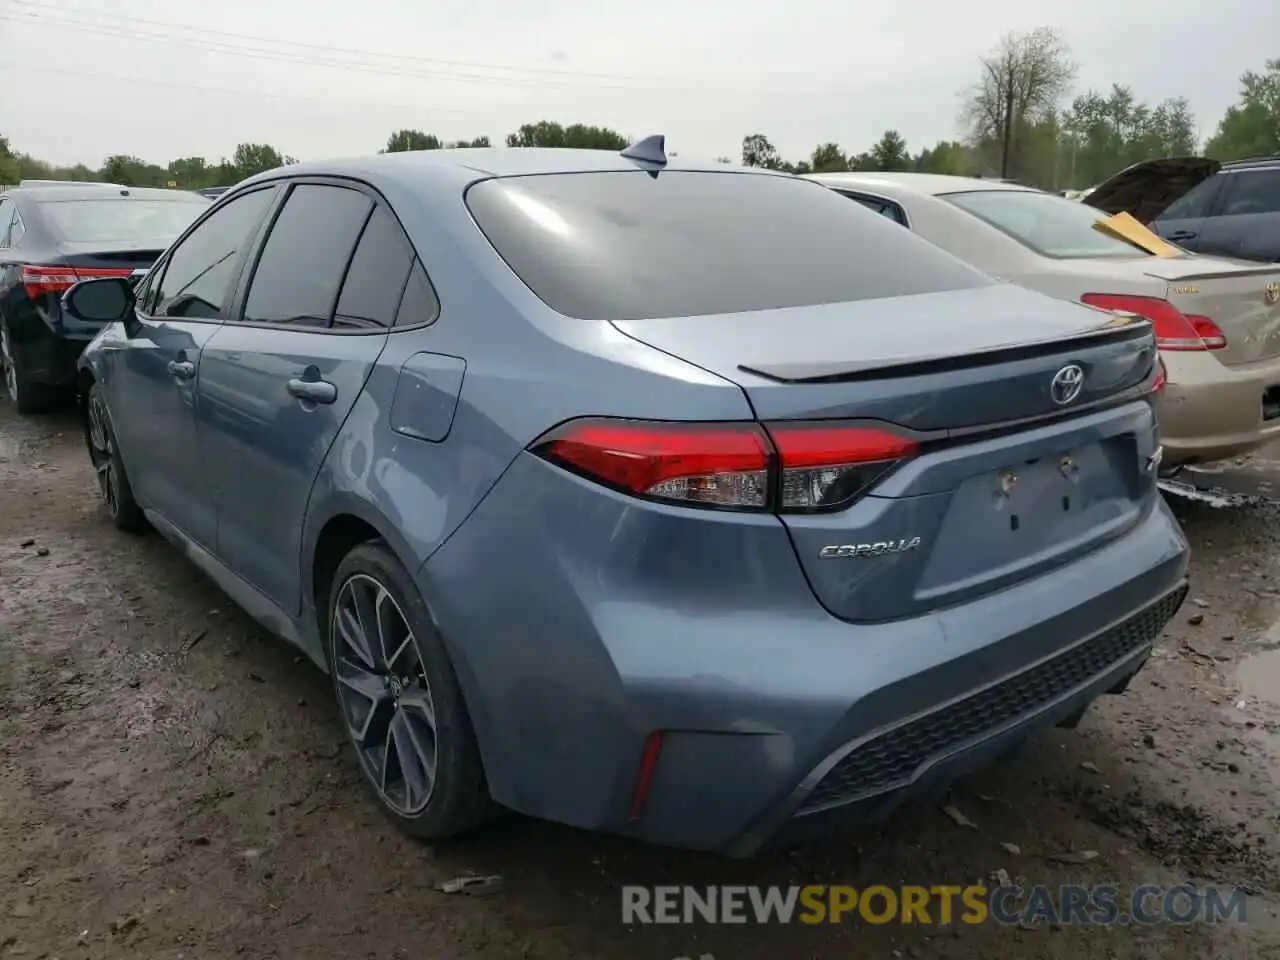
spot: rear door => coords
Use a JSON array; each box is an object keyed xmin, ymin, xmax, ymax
[
  {"xmin": 197, "ymin": 180, "xmax": 408, "ymax": 615},
  {"xmin": 1195, "ymin": 169, "xmax": 1280, "ymax": 262}
]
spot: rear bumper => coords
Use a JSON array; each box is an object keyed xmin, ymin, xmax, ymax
[
  {"xmin": 421, "ymin": 454, "xmax": 1190, "ymax": 855},
  {"xmin": 1160, "ymin": 350, "xmax": 1280, "ymax": 464},
  {"xmin": 7, "ymin": 307, "xmax": 98, "ymax": 388}
]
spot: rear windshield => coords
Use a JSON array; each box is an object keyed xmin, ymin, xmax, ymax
[
  {"xmin": 38, "ymin": 196, "xmax": 209, "ymax": 244},
  {"xmin": 943, "ymin": 190, "xmax": 1151, "ymax": 259},
  {"xmin": 465, "ymin": 171, "xmax": 989, "ymax": 321}
]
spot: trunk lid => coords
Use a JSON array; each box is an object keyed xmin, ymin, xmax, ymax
[
  {"xmin": 1084, "ymin": 157, "xmax": 1220, "ymax": 223},
  {"xmin": 613, "ymin": 283, "xmax": 1162, "ymax": 623},
  {"xmin": 1146, "ymin": 259, "xmax": 1280, "ymax": 365},
  {"xmin": 54, "ymin": 241, "xmax": 165, "ymax": 272}
]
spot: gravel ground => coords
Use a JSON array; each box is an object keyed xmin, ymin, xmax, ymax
[{"xmin": 2, "ymin": 400, "xmax": 1280, "ymax": 959}]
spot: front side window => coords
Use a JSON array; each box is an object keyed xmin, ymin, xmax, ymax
[
  {"xmin": 1220, "ymin": 170, "xmax": 1280, "ymax": 217},
  {"xmin": 241, "ymin": 184, "xmax": 373, "ymax": 328},
  {"xmin": 153, "ymin": 187, "xmax": 278, "ymax": 320},
  {"xmin": 465, "ymin": 170, "xmax": 987, "ymax": 322},
  {"xmin": 944, "ymin": 189, "xmax": 1155, "ymax": 259}
]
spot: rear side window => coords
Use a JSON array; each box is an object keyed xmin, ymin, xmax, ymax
[
  {"xmin": 838, "ymin": 191, "xmax": 907, "ymax": 226},
  {"xmin": 154, "ymin": 187, "xmax": 278, "ymax": 320},
  {"xmin": 465, "ymin": 171, "xmax": 987, "ymax": 321},
  {"xmin": 333, "ymin": 207, "xmax": 415, "ymax": 330},
  {"xmin": 395, "ymin": 259, "xmax": 440, "ymax": 327},
  {"xmin": 1159, "ymin": 175, "xmax": 1221, "ymax": 221},
  {"xmin": 242, "ymin": 184, "xmax": 373, "ymax": 327},
  {"xmin": 1220, "ymin": 170, "xmax": 1280, "ymax": 217},
  {"xmin": 37, "ymin": 197, "xmax": 208, "ymax": 244},
  {"xmin": 0, "ymin": 199, "xmax": 12, "ymax": 247}
]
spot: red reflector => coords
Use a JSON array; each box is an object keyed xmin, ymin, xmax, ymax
[
  {"xmin": 1151, "ymin": 357, "xmax": 1167, "ymax": 394},
  {"xmin": 534, "ymin": 419, "xmax": 771, "ymax": 509},
  {"xmin": 1081, "ymin": 293, "xmax": 1226, "ymax": 352},
  {"xmin": 22, "ymin": 264, "xmax": 134, "ymax": 299},
  {"xmin": 627, "ymin": 731, "xmax": 665, "ymax": 822}
]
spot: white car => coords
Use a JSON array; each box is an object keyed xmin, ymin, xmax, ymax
[{"xmin": 807, "ymin": 172, "xmax": 1280, "ymax": 469}]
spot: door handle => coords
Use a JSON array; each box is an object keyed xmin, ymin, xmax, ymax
[
  {"xmin": 287, "ymin": 377, "xmax": 337, "ymax": 404},
  {"xmin": 1166, "ymin": 231, "xmax": 1197, "ymax": 241},
  {"xmin": 167, "ymin": 359, "xmax": 195, "ymax": 379}
]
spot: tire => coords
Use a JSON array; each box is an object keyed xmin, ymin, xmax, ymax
[
  {"xmin": 83, "ymin": 381, "xmax": 148, "ymax": 533},
  {"xmin": 1, "ymin": 321, "xmax": 57, "ymax": 415},
  {"xmin": 327, "ymin": 539, "xmax": 493, "ymax": 840}
]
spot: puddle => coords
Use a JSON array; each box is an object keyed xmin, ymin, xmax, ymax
[{"xmin": 1238, "ymin": 648, "xmax": 1280, "ymax": 708}]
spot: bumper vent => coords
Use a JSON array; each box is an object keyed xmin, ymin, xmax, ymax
[{"xmin": 797, "ymin": 585, "xmax": 1187, "ymax": 815}]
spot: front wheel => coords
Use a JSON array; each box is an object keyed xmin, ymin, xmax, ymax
[
  {"xmin": 327, "ymin": 540, "xmax": 493, "ymax": 839},
  {"xmin": 83, "ymin": 381, "xmax": 148, "ymax": 532}
]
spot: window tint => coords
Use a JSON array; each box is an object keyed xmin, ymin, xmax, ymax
[
  {"xmin": 945, "ymin": 189, "xmax": 1154, "ymax": 259},
  {"xmin": 465, "ymin": 171, "xmax": 987, "ymax": 322},
  {"xmin": 37, "ymin": 197, "xmax": 208, "ymax": 244},
  {"xmin": 0, "ymin": 199, "xmax": 12, "ymax": 247},
  {"xmin": 395, "ymin": 259, "xmax": 440, "ymax": 328},
  {"xmin": 1221, "ymin": 170, "xmax": 1280, "ymax": 217},
  {"xmin": 1159, "ymin": 175, "xmax": 1221, "ymax": 221},
  {"xmin": 839, "ymin": 191, "xmax": 906, "ymax": 226},
  {"xmin": 242, "ymin": 184, "xmax": 373, "ymax": 327},
  {"xmin": 333, "ymin": 207, "xmax": 414, "ymax": 330},
  {"xmin": 154, "ymin": 187, "xmax": 277, "ymax": 320}
]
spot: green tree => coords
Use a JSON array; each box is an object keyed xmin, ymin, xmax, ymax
[
  {"xmin": 385, "ymin": 129, "xmax": 442, "ymax": 153},
  {"xmin": 809, "ymin": 142, "xmax": 849, "ymax": 173},
  {"xmin": 0, "ymin": 136, "xmax": 19, "ymax": 185},
  {"xmin": 869, "ymin": 130, "xmax": 910, "ymax": 171},
  {"xmin": 505, "ymin": 122, "xmax": 627, "ymax": 149},
  {"xmin": 232, "ymin": 143, "xmax": 293, "ymax": 179},
  {"xmin": 741, "ymin": 133, "xmax": 782, "ymax": 169},
  {"xmin": 1205, "ymin": 58, "xmax": 1280, "ymax": 161},
  {"xmin": 99, "ymin": 155, "xmax": 167, "ymax": 186},
  {"xmin": 914, "ymin": 140, "xmax": 973, "ymax": 175},
  {"xmin": 168, "ymin": 156, "xmax": 212, "ymax": 188},
  {"xmin": 1062, "ymin": 86, "xmax": 1200, "ymax": 188},
  {"xmin": 448, "ymin": 136, "xmax": 491, "ymax": 148}
]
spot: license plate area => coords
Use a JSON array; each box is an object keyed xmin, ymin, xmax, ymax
[
  {"xmin": 917, "ymin": 437, "xmax": 1141, "ymax": 600},
  {"xmin": 1262, "ymin": 386, "xmax": 1280, "ymax": 422}
]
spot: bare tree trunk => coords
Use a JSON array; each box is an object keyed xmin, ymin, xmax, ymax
[{"xmin": 1000, "ymin": 74, "xmax": 1015, "ymax": 177}]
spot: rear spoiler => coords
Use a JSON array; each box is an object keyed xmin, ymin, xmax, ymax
[{"xmin": 739, "ymin": 316, "xmax": 1154, "ymax": 384}]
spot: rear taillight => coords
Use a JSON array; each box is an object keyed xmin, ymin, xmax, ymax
[
  {"xmin": 1151, "ymin": 357, "xmax": 1167, "ymax": 394},
  {"xmin": 22, "ymin": 264, "xmax": 135, "ymax": 300},
  {"xmin": 531, "ymin": 418, "xmax": 918, "ymax": 513},
  {"xmin": 1081, "ymin": 294, "xmax": 1227, "ymax": 352}
]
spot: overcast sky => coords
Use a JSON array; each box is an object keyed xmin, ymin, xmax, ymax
[{"xmin": 0, "ymin": 0, "xmax": 1271, "ymax": 167}]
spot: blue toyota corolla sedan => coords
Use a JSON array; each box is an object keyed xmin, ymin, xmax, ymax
[{"xmin": 66, "ymin": 140, "xmax": 1189, "ymax": 855}]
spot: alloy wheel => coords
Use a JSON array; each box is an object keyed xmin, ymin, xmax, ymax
[
  {"xmin": 0, "ymin": 326, "xmax": 17, "ymax": 404},
  {"xmin": 86, "ymin": 392, "xmax": 119, "ymax": 516},
  {"xmin": 332, "ymin": 573, "xmax": 439, "ymax": 816}
]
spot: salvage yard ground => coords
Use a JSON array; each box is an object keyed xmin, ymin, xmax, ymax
[{"xmin": 2, "ymin": 401, "xmax": 1280, "ymax": 959}]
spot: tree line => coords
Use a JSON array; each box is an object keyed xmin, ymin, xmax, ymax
[{"xmin": 2, "ymin": 35, "xmax": 1277, "ymax": 193}]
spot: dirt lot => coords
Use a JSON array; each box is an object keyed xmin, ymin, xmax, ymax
[{"xmin": 2, "ymin": 400, "xmax": 1280, "ymax": 960}]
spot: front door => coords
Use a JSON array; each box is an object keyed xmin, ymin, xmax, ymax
[
  {"xmin": 197, "ymin": 182, "xmax": 414, "ymax": 614},
  {"xmin": 1195, "ymin": 169, "xmax": 1280, "ymax": 262},
  {"xmin": 102, "ymin": 185, "xmax": 279, "ymax": 547}
]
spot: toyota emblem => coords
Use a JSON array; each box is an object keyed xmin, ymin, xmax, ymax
[{"xmin": 1050, "ymin": 364, "xmax": 1084, "ymax": 405}]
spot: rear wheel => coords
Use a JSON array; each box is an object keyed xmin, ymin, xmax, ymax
[
  {"xmin": 1, "ymin": 322, "xmax": 56, "ymax": 415},
  {"xmin": 327, "ymin": 540, "xmax": 493, "ymax": 839},
  {"xmin": 84, "ymin": 381, "xmax": 148, "ymax": 532}
]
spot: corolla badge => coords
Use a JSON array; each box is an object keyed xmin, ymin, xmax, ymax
[
  {"xmin": 1049, "ymin": 364, "xmax": 1085, "ymax": 405},
  {"xmin": 819, "ymin": 538, "xmax": 922, "ymax": 559},
  {"xmin": 1265, "ymin": 282, "xmax": 1280, "ymax": 306}
]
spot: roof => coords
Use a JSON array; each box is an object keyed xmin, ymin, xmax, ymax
[
  {"xmin": 6, "ymin": 184, "xmax": 209, "ymax": 203},
  {"xmin": 239, "ymin": 146, "xmax": 782, "ymax": 193},
  {"xmin": 806, "ymin": 171, "xmax": 1039, "ymax": 197},
  {"xmin": 1222, "ymin": 154, "xmax": 1280, "ymax": 170}
]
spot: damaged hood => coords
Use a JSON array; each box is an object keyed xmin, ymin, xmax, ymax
[{"xmin": 1083, "ymin": 157, "xmax": 1220, "ymax": 223}]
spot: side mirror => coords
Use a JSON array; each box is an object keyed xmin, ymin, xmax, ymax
[{"xmin": 63, "ymin": 277, "xmax": 135, "ymax": 324}]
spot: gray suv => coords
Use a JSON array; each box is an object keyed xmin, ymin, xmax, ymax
[{"xmin": 1086, "ymin": 155, "xmax": 1280, "ymax": 262}]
